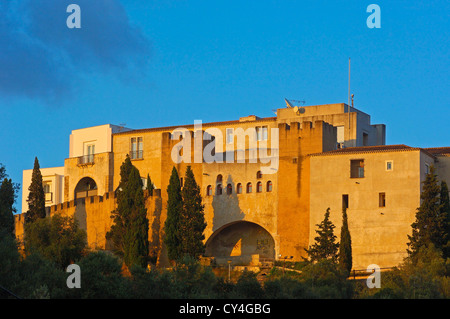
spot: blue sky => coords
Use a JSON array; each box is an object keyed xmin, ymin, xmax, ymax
[{"xmin": 0, "ymin": 0, "xmax": 449, "ymax": 212}]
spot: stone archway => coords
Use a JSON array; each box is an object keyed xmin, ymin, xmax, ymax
[
  {"xmin": 204, "ymin": 221, "xmax": 275, "ymax": 264},
  {"xmin": 74, "ymin": 177, "xmax": 98, "ymax": 199}
]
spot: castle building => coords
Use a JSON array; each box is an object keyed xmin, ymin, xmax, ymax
[{"xmin": 16, "ymin": 102, "xmax": 450, "ymax": 269}]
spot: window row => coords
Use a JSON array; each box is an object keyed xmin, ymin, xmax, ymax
[
  {"xmin": 350, "ymin": 159, "xmax": 394, "ymax": 178},
  {"xmin": 216, "ymin": 171, "xmax": 263, "ymax": 183},
  {"xmin": 207, "ymin": 181, "xmax": 273, "ymax": 196}
]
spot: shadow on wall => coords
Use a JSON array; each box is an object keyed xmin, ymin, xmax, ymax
[
  {"xmin": 207, "ymin": 174, "xmax": 275, "ymax": 261},
  {"xmin": 211, "ymin": 174, "xmax": 245, "ymax": 232}
]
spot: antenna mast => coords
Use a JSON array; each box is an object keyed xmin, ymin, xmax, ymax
[{"xmin": 348, "ymin": 57, "xmax": 351, "ymax": 107}]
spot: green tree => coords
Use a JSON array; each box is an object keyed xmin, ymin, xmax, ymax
[
  {"xmin": 338, "ymin": 208, "xmax": 352, "ymax": 275},
  {"xmin": 146, "ymin": 173, "xmax": 155, "ymax": 195},
  {"xmin": 0, "ymin": 178, "xmax": 15, "ymax": 236},
  {"xmin": 164, "ymin": 167, "xmax": 183, "ymax": 262},
  {"xmin": 440, "ymin": 181, "xmax": 450, "ymax": 259},
  {"xmin": 69, "ymin": 251, "xmax": 130, "ymax": 299},
  {"xmin": 300, "ymin": 259, "xmax": 353, "ymax": 299},
  {"xmin": 408, "ymin": 166, "xmax": 447, "ymax": 258},
  {"xmin": 23, "ymin": 214, "xmax": 87, "ymax": 269},
  {"xmin": 179, "ymin": 166, "xmax": 206, "ymax": 260},
  {"xmin": 305, "ymin": 208, "xmax": 339, "ymax": 263},
  {"xmin": 107, "ymin": 155, "xmax": 134, "ymax": 254},
  {"xmin": 122, "ymin": 166, "xmax": 149, "ymax": 269},
  {"xmin": 25, "ymin": 157, "xmax": 46, "ymax": 224}
]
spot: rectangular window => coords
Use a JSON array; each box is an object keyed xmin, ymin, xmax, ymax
[
  {"xmin": 82, "ymin": 142, "xmax": 95, "ymax": 164},
  {"xmin": 262, "ymin": 126, "xmax": 268, "ymax": 141},
  {"xmin": 379, "ymin": 192, "xmax": 386, "ymax": 207},
  {"xmin": 350, "ymin": 159, "xmax": 365, "ymax": 178},
  {"xmin": 44, "ymin": 182, "xmax": 52, "ymax": 202},
  {"xmin": 131, "ymin": 137, "xmax": 143, "ymax": 159},
  {"xmin": 256, "ymin": 126, "xmax": 268, "ymax": 141},
  {"xmin": 425, "ymin": 163, "xmax": 430, "ymax": 174},
  {"xmin": 386, "ymin": 161, "xmax": 393, "ymax": 171},
  {"xmin": 226, "ymin": 128, "xmax": 233, "ymax": 144},
  {"xmin": 43, "ymin": 183, "xmax": 51, "ymax": 193},
  {"xmin": 342, "ymin": 194, "xmax": 349, "ymax": 210}
]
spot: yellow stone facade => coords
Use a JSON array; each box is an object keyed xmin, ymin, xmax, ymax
[{"xmin": 15, "ymin": 102, "xmax": 450, "ymax": 269}]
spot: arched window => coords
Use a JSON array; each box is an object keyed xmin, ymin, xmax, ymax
[
  {"xmin": 206, "ymin": 185, "xmax": 212, "ymax": 196},
  {"xmin": 227, "ymin": 184, "xmax": 233, "ymax": 195},
  {"xmin": 217, "ymin": 174, "xmax": 223, "ymax": 183},
  {"xmin": 246, "ymin": 182, "xmax": 252, "ymax": 193},
  {"xmin": 257, "ymin": 181, "xmax": 262, "ymax": 193},
  {"xmin": 236, "ymin": 183, "xmax": 242, "ymax": 194},
  {"xmin": 257, "ymin": 171, "xmax": 263, "ymax": 179},
  {"xmin": 266, "ymin": 181, "xmax": 273, "ymax": 192},
  {"xmin": 216, "ymin": 184, "xmax": 222, "ymax": 195}
]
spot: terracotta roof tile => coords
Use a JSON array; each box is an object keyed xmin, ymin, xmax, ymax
[{"xmin": 424, "ymin": 147, "xmax": 450, "ymax": 155}]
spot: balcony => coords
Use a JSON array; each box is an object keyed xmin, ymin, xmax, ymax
[
  {"xmin": 78, "ymin": 154, "xmax": 95, "ymax": 165},
  {"xmin": 130, "ymin": 150, "xmax": 143, "ymax": 160},
  {"xmin": 45, "ymin": 192, "xmax": 53, "ymax": 202}
]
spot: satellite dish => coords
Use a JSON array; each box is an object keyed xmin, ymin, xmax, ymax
[
  {"xmin": 293, "ymin": 106, "xmax": 299, "ymax": 113},
  {"xmin": 284, "ymin": 98, "xmax": 294, "ymax": 108}
]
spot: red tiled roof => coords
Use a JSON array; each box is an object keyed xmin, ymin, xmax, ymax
[
  {"xmin": 424, "ymin": 147, "xmax": 450, "ymax": 155},
  {"xmin": 309, "ymin": 144, "xmax": 437, "ymax": 157}
]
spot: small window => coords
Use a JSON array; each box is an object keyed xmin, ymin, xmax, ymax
[
  {"xmin": 43, "ymin": 183, "xmax": 51, "ymax": 193},
  {"xmin": 379, "ymin": 192, "xmax": 386, "ymax": 208},
  {"xmin": 350, "ymin": 159, "xmax": 365, "ymax": 178},
  {"xmin": 226, "ymin": 128, "xmax": 233, "ymax": 144},
  {"xmin": 256, "ymin": 171, "xmax": 262, "ymax": 179},
  {"xmin": 256, "ymin": 126, "xmax": 268, "ymax": 141},
  {"xmin": 386, "ymin": 161, "xmax": 393, "ymax": 171},
  {"xmin": 206, "ymin": 185, "xmax": 212, "ymax": 196},
  {"xmin": 216, "ymin": 184, "xmax": 222, "ymax": 195},
  {"xmin": 425, "ymin": 164, "xmax": 430, "ymax": 175},
  {"xmin": 246, "ymin": 183, "xmax": 252, "ymax": 193},
  {"xmin": 217, "ymin": 174, "xmax": 223, "ymax": 183},
  {"xmin": 227, "ymin": 184, "xmax": 232, "ymax": 195},
  {"xmin": 266, "ymin": 181, "xmax": 272, "ymax": 192},
  {"xmin": 236, "ymin": 183, "xmax": 243, "ymax": 194},
  {"xmin": 131, "ymin": 137, "xmax": 143, "ymax": 159},
  {"xmin": 342, "ymin": 194, "xmax": 349, "ymax": 210},
  {"xmin": 256, "ymin": 182, "xmax": 262, "ymax": 193}
]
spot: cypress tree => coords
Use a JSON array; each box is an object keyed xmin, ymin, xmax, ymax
[
  {"xmin": 0, "ymin": 178, "xmax": 15, "ymax": 235},
  {"xmin": 107, "ymin": 155, "xmax": 135, "ymax": 255},
  {"xmin": 179, "ymin": 166, "xmax": 206, "ymax": 260},
  {"xmin": 26, "ymin": 157, "xmax": 46, "ymax": 223},
  {"xmin": 146, "ymin": 173, "xmax": 154, "ymax": 196},
  {"xmin": 305, "ymin": 208, "xmax": 339, "ymax": 263},
  {"xmin": 164, "ymin": 167, "xmax": 183, "ymax": 262},
  {"xmin": 440, "ymin": 181, "xmax": 450, "ymax": 259},
  {"xmin": 407, "ymin": 165, "xmax": 447, "ymax": 258},
  {"xmin": 338, "ymin": 208, "xmax": 352, "ymax": 275},
  {"xmin": 122, "ymin": 167, "xmax": 149, "ymax": 269}
]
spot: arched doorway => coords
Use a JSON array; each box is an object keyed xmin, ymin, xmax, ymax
[
  {"xmin": 204, "ymin": 221, "xmax": 275, "ymax": 263},
  {"xmin": 74, "ymin": 177, "xmax": 97, "ymax": 199}
]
